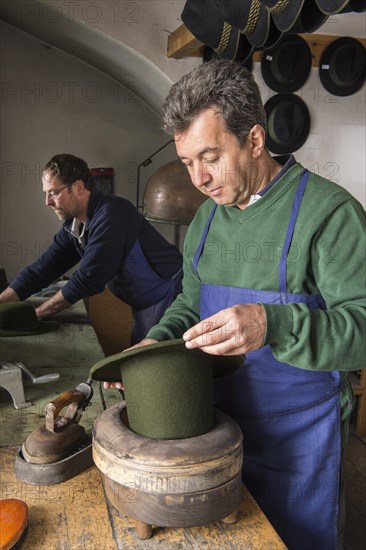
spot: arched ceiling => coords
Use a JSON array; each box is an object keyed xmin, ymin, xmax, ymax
[{"xmin": 0, "ymin": 2, "xmax": 175, "ymax": 115}]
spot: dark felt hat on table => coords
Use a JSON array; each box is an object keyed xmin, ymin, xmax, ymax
[
  {"xmin": 261, "ymin": 34, "xmax": 312, "ymax": 93},
  {"xmin": 264, "ymin": 93, "xmax": 311, "ymax": 154},
  {"xmin": 181, "ymin": 0, "xmax": 240, "ymax": 60},
  {"xmin": 0, "ymin": 302, "xmax": 59, "ymax": 337},
  {"xmin": 90, "ymin": 339, "xmax": 244, "ymax": 440},
  {"xmin": 319, "ymin": 37, "xmax": 366, "ymax": 96}
]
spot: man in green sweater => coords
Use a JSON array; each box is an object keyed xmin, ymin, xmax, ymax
[{"xmin": 106, "ymin": 60, "xmax": 365, "ymax": 548}]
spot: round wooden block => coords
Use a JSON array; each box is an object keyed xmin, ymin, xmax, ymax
[
  {"xmin": 104, "ymin": 474, "xmax": 242, "ymax": 528},
  {"xmin": 93, "ymin": 402, "xmax": 243, "ymax": 494},
  {"xmin": 0, "ymin": 499, "xmax": 28, "ymax": 550}
]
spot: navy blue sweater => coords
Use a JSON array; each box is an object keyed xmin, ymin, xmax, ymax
[{"xmin": 10, "ymin": 189, "xmax": 182, "ymax": 309}]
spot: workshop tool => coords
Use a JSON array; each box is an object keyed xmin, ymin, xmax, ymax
[
  {"xmin": 14, "ymin": 379, "xmax": 94, "ymax": 485},
  {"xmin": 0, "ymin": 361, "xmax": 59, "ymax": 409},
  {"xmin": 0, "ymin": 499, "xmax": 28, "ymax": 550},
  {"xmin": 11, "ymin": 362, "xmax": 60, "ymax": 385}
]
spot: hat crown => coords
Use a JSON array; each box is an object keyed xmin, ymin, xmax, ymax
[
  {"xmin": 273, "ymin": 103, "xmax": 303, "ymax": 143},
  {"xmin": 331, "ymin": 44, "xmax": 365, "ymax": 84},
  {"xmin": 0, "ymin": 302, "xmax": 39, "ymax": 331},
  {"xmin": 275, "ymin": 41, "xmax": 309, "ymax": 81}
]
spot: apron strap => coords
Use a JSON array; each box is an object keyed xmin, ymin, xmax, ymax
[
  {"xmin": 279, "ymin": 170, "xmax": 310, "ymax": 294},
  {"xmin": 193, "ymin": 204, "xmax": 217, "ymax": 275}
]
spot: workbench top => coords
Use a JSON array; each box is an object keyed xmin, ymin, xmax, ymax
[{"xmin": 1, "ymin": 447, "xmax": 285, "ymax": 549}]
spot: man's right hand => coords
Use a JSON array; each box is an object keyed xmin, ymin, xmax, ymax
[{"xmin": 103, "ymin": 338, "xmax": 158, "ymax": 389}]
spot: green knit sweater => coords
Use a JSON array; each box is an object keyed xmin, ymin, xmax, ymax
[{"xmin": 147, "ymin": 161, "xmax": 366, "ymax": 435}]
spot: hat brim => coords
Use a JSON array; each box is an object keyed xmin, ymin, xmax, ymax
[
  {"xmin": 90, "ymin": 339, "xmax": 244, "ymax": 383},
  {"xmin": 261, "ymin": 34, "xmax": 312, "ymax": 93},
  {"xmin": 182, "ymin": 0, "xmax": 240, "ymax": 61},
  {"xmin": 203, "ymin": 34, "xmax": 254, "ymax": 68},
  {"xmin": 0, "ymin": 320, "xmax": 59, "ymax": 337},
  {"xmin": 264, "ymin": 93, "xmax": 311, "ymax": 155},
  {"xmin": 271, "ymin": 0, "xmax": 305, "ymax": 32},
  {"xmin": 319, "ymin": 37, "xmax": 366, "ymax": 97},
  {"xmin": 244, "ymin": 4, "xmax": 271, "ymax": 48},
  {"xmin": 316, "ymin": 0, "xmax": 349, "ymax": 14},
  {"xmin": 288, "ymin": 0, "xmax": 329, "ymax": 33}
]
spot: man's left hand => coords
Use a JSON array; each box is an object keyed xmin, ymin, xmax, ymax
[{"xmin": 183, "ymin": 304, "xmax": 266, "ymax": 355}]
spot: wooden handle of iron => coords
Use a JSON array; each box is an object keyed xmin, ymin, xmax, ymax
[{"xmin": 44, "ymin": 390, "xmax": 85, "ymax": 432}]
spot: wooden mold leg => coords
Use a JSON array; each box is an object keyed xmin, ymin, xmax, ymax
[
  {"xmin": 221, "ymin": 510, "xmax": 238, "ymax": 524},
  {"xmin": 135, "ymin": 520, "xmax": 153, "ymax": 539}
]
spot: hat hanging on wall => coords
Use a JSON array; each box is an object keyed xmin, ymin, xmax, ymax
[
  {"xmin": 264, "ymin": 94, "xmax": 311, "ymax": 154},
  {"xmin": 181, "ymin": 0, "xmax": 240, "ymax": 60},
  {"xmin": 315, "ymin": 0, "xmax": 350, "ymax": 14},
  {"xmin": 285, "ymin": 0, "xmax": 329, "ymax": 33},
  {"xmin": 341, "ymin": 0, "xmax": 366, "ymax": 13},
  {"xmin": 208, "ymin": 0, "xmax": 271, "ymax": 48},
  {"xmin": 261, "ymin": 34, "xmax": 312, "ymax": 93},
  {"xmin": 203, "ymin": 34, "xmax": 254, "ymax": 69},
  {"xmin": 260, "ymin": 0, "xmax": 305, "ymax": 32},
  {"xmin": 319, "ymin": 37, "xmax": 366, "ymax": 96}
]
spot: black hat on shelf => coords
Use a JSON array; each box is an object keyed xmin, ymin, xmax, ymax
[
  {"xmin": 181, "ymin": 0, "xmax": 240, "ymax": 60},
  {"xmin": 208, "ymin": 0, "xmax": 271, "ymax": 48},
  {"xmin": 315, "ymin": 0, "xmax": 350, "ymax": 14},
  {"xmin": 286, "ymin": 0, "xmax": 329, "ymax": 33},
  {"xmin": 264, "ymin": 93, "xmax": 311, "ymax": 154},
  {"xmin": 261, "ymin": 34, "xmax": 312, "ymax": 93},
  {"xmin": 260, "ymin": 0, "xmax": 305, "ymax": 32},
  {"xmin": 203, "ymin": 34, "xmax": 254, "ymax": 69},
  {"xmin": 319, "ymin": 37, "xmax": 366, "ymax": 96}
]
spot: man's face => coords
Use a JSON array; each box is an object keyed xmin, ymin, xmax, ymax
[
  {"xmin": 42, "ymin": 172, "xmax": 81, "ymax": 221},
  {"xmin": 175, "ymin": 109, "xmax": 257, "ymax": 210}
]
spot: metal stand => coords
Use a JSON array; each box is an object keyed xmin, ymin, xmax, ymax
[{"xmin": 0, "ymin": 364, "xmax": 32, "ymax": 409}]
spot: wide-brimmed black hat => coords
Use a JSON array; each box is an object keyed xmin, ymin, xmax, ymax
[
  {"xmin": 181, "ymin": 0, "xmax": 240, "ymax": 60},
  {"xmin": 286, "ymin": 0, "xmax": 329, "ymax": 33},
  {"xmin": 90, "ymin": 339, "xmax": 244, "ymax": 439},
  {"xmin": 209, "ymin": 0, "xmax": 271, "ymax": 48},
  {"xmin": 264, "ymin": 94, "xmax": 311, "ymax": 154},
  {"xmin": 319, "ymin": 37, "xmax": 366, "ymax": 96},
  {"xmin": 315, "ymin": 0, "xmax": 349, "ymax": 14},
  {"xmin": 260, "ymin": 0, "xmax": 305, "ymax": 32},
  {"xmin": 0, "ymin": 302, "xmax": 59, "ymax": 337},
  {"xmin": 203, "ymin": 34, "xmax": 254, "ymax": 68},
  {"xmin": 261, "ymin": 34, "xmax": 312, "ymax": 93}
]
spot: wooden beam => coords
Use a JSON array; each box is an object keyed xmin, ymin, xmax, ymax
[
  {"xmin": 167, "ymin": 24, "xmax": 366, "ymax": 67},
  {"xmin": 167, "ymin": 24, "xmax": 203, "ymax": 59}
]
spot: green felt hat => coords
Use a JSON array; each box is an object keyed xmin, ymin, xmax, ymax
[
  {"xmin": 90, "ymin": 339, "xmax": 244, "ymax": 439},
  {"xmin": 0, "ymin": 302, "xmax": 59, "ymax": 337}
]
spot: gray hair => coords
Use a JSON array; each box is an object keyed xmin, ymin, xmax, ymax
[{"xmin": 162, "ymin": 59, "xmax": 267, "ymax": 145}]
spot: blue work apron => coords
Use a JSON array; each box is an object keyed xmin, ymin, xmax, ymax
[
  {"xmin": 108, "ymin": 240, "xmax": 182, "ymax": 344},
  {"xmin": 193, "ymin": 171, "xmax": 341, "ymax": 549}
]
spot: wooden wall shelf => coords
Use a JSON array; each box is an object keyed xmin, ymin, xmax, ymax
[{"xmin": 167, "ymin": 24, "xmax": 366, "ymax": 67}]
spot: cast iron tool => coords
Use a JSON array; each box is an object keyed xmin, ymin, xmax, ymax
[
  {"xmin": 14, "ymin": 380, "xmax": 94, "ymax": 485},
  {"xmin": 21, "ymin": 379, "xmax": 93, "ymax": 464}
]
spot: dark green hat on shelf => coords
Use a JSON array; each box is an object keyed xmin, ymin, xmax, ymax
[{"xmin": 90, "ymin": 339, "xmax": 244, "ymax": 440}]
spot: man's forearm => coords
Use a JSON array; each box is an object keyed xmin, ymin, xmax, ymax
[
  {"xmin": 35, "ymin": 289, "xmax": 71, "ymax": 319},
  {"xmin": 0, "ymin": 287, "xmax": 20, "ymax": 302}
]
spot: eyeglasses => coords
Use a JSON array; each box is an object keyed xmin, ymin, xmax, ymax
[{"xmin": 45, "ymin": 184, "xmax": 70, "ymax": 200}]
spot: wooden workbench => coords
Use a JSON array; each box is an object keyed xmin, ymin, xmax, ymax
[{"xmin": 1, "ymin": 447, "xmax": 285, "ymax": 549}]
